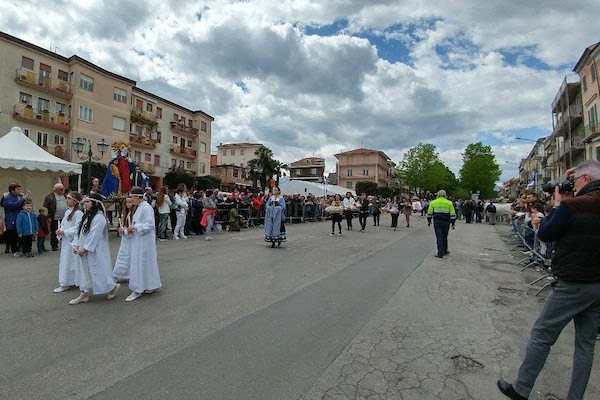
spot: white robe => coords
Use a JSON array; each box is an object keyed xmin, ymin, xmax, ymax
[
  {"xmin": 112, "ymin": 234, "xmax": 131, "ymax": 282},
  {"xmin": 58, "ymin": 208, "xmax": 83, "ymax": 287},
  {"xmin": 128, "ymin": 201, "xmax": 162, "ymax": 293},
  {"xmin": 72, "ymin": 212, "xmax": 116, "ymax": 295}
]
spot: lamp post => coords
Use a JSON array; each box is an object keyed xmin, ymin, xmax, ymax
[
  {"xmin": 72, "ymin": 137, "xmax": 109, "ymax": 193},
  {"xmin": 515, "ymin": 137, "xmax": 539, "ymax": 143}
]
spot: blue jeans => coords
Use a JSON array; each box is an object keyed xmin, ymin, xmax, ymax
[
  {"xmin": 513, "ymin": 280, "xmax": 600, "ymax": 400},
  {"xmin": 158, "ymin": 214, "xmax": 169, "ymax": 239},
  {"xmin": 433, "ymin": 220, "xmax": 450, "ymax": 256},
  {"xmin": 205, "ymin": 214, "xmax": 214, "ymax": 237}
]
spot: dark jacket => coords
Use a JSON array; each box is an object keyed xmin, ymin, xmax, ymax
[
  {"xmin": 43, "ymin": 192, "xmax": 57, "ymax": 220},
  {"xmin": 538, "ymin": 180, "xmax": 600, "ymax": 282}
]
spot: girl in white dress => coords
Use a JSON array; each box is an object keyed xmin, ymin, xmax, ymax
[
  {"xmin": 53, "ymin": 192, "xmax": 83, "ymax": 293},
  {"xmin": 112, "ymin": 198, "xmax": 135, "ymax": 282},
  {"xmin": 69, "ymin": 193, "xmax": 120, "ymax": 305},
  {"xmin": 125, "ymin": 187, "xmax": 162, "ymax": 302}
]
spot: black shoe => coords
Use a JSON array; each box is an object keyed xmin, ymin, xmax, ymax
[
  {"xmin": 496, "ymin": 379, "xmax": 527, "ymax": 400},
  {"xmin": 52, "ymin": 248, "xmax": 58, "ymax": 251},
  {"xmin": 434, "ymin": 254, "xmax": 443, "ymax": 258},
  {"xmin": 444, "ymin": 251, "xmax": 449, "ymax": 255}
]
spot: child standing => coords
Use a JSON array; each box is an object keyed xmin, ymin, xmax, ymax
[
  {"xmin": 54, "ymin": 192, "xmax": 83, "ymax": 293},
  {"xmin": 16, "ymin": 200, "xmax": 39, "ymax": 258},
  {"xmin": 37, "ymin": 207, "xmax": 51, "ymax": 254}
]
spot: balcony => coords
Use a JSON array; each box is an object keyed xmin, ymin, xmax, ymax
[
  {"xmin": 582, "ymin": 123, "xmax": 600, "ymax": 144},
  {"xmin": 138, "ymin": 161, "xmax": 156, "ymax": 175},
  {"xmin": 15, "ymin": 68, "xmax": 73, "ymax": 99},
  {"xmin": 168, "ymin": 166, "xmax": 196, "ymax": 176},
  {"xmin": 170, "ymin": 121, "xmax": 199, "ymax": 137},
  {"xmin": 130, "ymin": 109, "xmax": 158, "ymax": 127},
  {"xmin": 557, "ymin": 137, "xmax": 585, "ymax": 161},
  {"xmin": 170, "ymin": 145, "xmax": 197, "ymax": 160},
  {"xmin": 13, "ymin": 104, "xmax": 71, "ymax": 132},
  {"xmin": 44, "ymin": 143, "xmax": 71, "ymax": 161},
  {"xmin": 553, "ymin": 105, "xmax": 583, "ymax": 137},
  {"xmin": 129, "ymin": 133, "xmax": 157, "ymax": 149}
]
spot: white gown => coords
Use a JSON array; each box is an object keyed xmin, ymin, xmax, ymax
[
  {"xmin": 112, "ymin": 234, "xmax": 131, "ymax": 282},
  {"xmin": 58, "ymin": 208, "xmax": 83, "ymax": 288},
  {"xmin": 128, "ymin": 201, "xmax": 162, "ymax": 293},
  {"xmin": 72, "ymin": 212, "xmax": 116, "ymax": 295}
]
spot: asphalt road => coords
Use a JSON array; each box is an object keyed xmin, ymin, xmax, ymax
[{"xmin": 0, "ymin": 214, "xmax": 433, "ymax": 400}]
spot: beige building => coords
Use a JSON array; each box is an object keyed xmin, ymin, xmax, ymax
[
  {"xmin": 335, "ymin": 148, "xmax": 392, "ymax": 189},
  {"xmin": 0, "ymin": 31, "xmax": 213, "ymax": 189},
  {"xmin": 216, "ymin": 142, "xmax": 262, "ymax": 166},
  {"xmin": 289, "ymin": 157, "xmax": 325, "ymax": 182},
  {"xmin": 574, "ymin": 42, "xmax": 600, "ymax": 162}
]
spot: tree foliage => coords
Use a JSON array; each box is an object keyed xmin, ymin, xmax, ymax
[
  {"xmin": 164, "ymin": 171, "xmax": 195, "ymax": 190},
  {"xmin": 459, "ymin": 142, "xmax": 501, "ymax": 199},
  {"xmin": 195, "ymin": 175, "xmax": 221, "ymax": 191},
  {"xmin": 399, "ymin": 143, "xmax": 450, "ymax": 196},
  {"xmin": 68, "ymin": 161, "xmax": 106, "ymax": 192},
  {"xmin": 247, "ymin": 145, "xmax": 283, "ymax": 190},
  {"xmin": 355, "ymin": 181, "xmax": 378, "ymax": 195}
]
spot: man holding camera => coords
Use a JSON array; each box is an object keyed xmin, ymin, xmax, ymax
[{"xmin": 498, "ymin": 160, "xmax": 600, "ymax": 400}]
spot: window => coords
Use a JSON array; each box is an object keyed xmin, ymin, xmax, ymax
[
  {"xmin": 187, "ymin": 161, "xmax": 192, "ymax": 169},
  {"xmin": 240, "ymin": 149, "xmax": 244, "ymax": 155},
  {"xmin": 222, "ymin": 149, "xmax": 227, "ymax": 156},
  {"xmin": 112, "ymin": 116, "xmax": 126, "ymax": 131},
  {"xmin": 199, "ymin": 163, "xmax": 206, "ymax": 174},
  {"xmin": 39, "ymin": 64, "xmax": 51, "ymax": 85},
  {"xmin": 187, "ymin": 140, "xmax": 192, "ymax": 148},
  {"xmin": 23, "ymin": 128, "xmax": 29, "ymax": 138},
  {"xmin": 200, "ymin": 142, "xmax": 206, "ymax": 153},
  {"xmin": 589, "ymin": 104, "xmax": 598, "ymax": 129},
  {"xmin": 79, "ymin": 105, "xmax": 93, "ymax": 122},
  {"xmin": 54, "ymin": 135, "xmax": 65, "ymax": 145},
  {"xmin": 172, "ymin": 136, "xmax": 178, "ymax": 143},
  {"xmin": 346, "ymin": 181, "xmax": 353, "ymax": 188},
  {"xmin": 156, "ymin": 132, "xmax": 162, "ymax": 143},
  {"xmin": 135, "ymin": 125, "xmax": 143, "ymax": 138},
  {"xmin": 55, "ymin": 102, "xmax": 67, "ymax": 114},
  {"xmin": 154, "ymin": 155, "xmax": 161, "ymax": 167},
  {"xmin": 134, "ymin": 151, "xmax": 141, "ymax": 164},
  {"xmin": 135, "ymin": 99, "xmax": 143, "ymax": 111},
  {"xmin": 19, "ymin": 92, "xmax": 32, "ymax": 105},
  {"xmin": 171, "ymin": 158, "xmax": 177, "ymax": 166},
  {"xmin": 146, "ymin": 103, "xmax": 153, "ymax": 112},
  {"xmin": 37, "ymin": 98, "xmax": 50, "ymax": 112},
  {"xmin": 173, "ymin": 113, "xmax": 178, "ymax": 121},
  {"xmin": 36, "ymin": 131, "xmax": 48, "ymax": 147},
  {"xmin": 231, "ymin": 149, "xmax": 236, "ymax": 156},
  {"xmin": 179, "ymin": 160, "xmax": 185, "ymax": 168},
  {"xmin": 21, "ymin": 56, "xmax": 34, "ymax": 70},
  {"xmin": 294, "ymin": 169, "xmax": 301, "ymax": 176},
  {"xmin": 201, "ymin": 121, "xmax": 207, "ymax": 131},
  {"xmin": 80, "ymin": 74, "xmax": 94, "ymax": 91},
  {"xmin": 188, "ymin": 119, "xmax": 193, "ymax": 128},
  {"xmin": 592, "ymin": 65, "xmax": 597, "ymax": 82},
  {"xmin": 310, "ymin": 168, "xmax": 317, "ymax": 175},
  {"xmin": 156, "ymin": 107, "xmax": 162, "ymax": 119},
  {"xmin": 583, "ymin": 76, "xmax": 588, "ymax": 92},
  {"xmin": 347, "ymin": 169, "xmax": 353, "ymax": 177},
  {"xmin": 58, "ymin": 70, "xmax": 68, "ymax": 82},
  {"xmin": 180, "ymin": 116, "xmax": 186, "ymax": 125},
  {"xmin": 145, "ymin": 153, "xmax": 151, "ymax": 162},
  {"xmin": 113, "ymin": 88, "xmax": 127, "ymax": 103},
  {"xmin": 363, "ymin": 169, "xmax": 369, "ymax": 176},
  {"xmin": 233, "ymin": 169, "xmax": 239, "ymax": 178}
]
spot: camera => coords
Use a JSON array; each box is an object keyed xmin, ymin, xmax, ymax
[{"xmin": 542, "ymin": 180, "xmax": 574, "ymax": 194}]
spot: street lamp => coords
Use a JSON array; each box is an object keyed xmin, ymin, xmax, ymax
[
  {"xmin": 72, "ymin": 137, "xmax": 109, "ymax": 193},
  {"xmin": 515, "ymin": 137, "xmax": 539, "ymax": 143},
  {"xmin": 504, "ymin": 161, "xmax": 520, "ymax": 166}
]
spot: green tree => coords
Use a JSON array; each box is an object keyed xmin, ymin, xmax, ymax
[
  {"xmin": 164, "ymin": 171, "xmax": 195, "ymax": 190},
  {"xmin": 459, "ymin": 142, "xmax": 501, "ymax": 198},
  {"xmin": 195, "ymin": 175, "xmax": 221, "ymax": 191},
  {"xmin": 247, "ymin": 145, "xmax": 281, "ymax": 190},
  {"xmin": 356, "ymin": 181, "xmax": 378, "ymax": 195},
  {"xmin": 399, "ymin": 143, "xmax": 446, "ymax": 196},
  {"xmin": 68, "ymin": 161, "xmax": 106, "ymax": 192}
]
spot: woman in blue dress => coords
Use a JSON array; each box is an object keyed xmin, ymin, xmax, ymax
[{"xmin": 264, "ymin": 187, "xmax": 286, "ymax": 247}]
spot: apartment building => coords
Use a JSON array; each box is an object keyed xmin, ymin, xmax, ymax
[
  {"xmin": 574, "ymin": 42, "xmax": 600, "ymax": 162},
  {"xmin": 289, "ymin": 157, "xmax": 325, "ymax": 182},
  {"xmin": 0, "ymin": 31, "xmax": 213, "ymax": 188},
  {"xmin": 335, "ymin": 148, "xmax": 392, "ymax": 189},
  {"xmin": 216, "ymin": 142, "xmax": 262, "ymax": 166}
]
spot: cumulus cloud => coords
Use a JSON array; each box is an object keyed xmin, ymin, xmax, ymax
[{"xmin": 1, "ymin": 0, "xmax": 597, "ymax": 186}]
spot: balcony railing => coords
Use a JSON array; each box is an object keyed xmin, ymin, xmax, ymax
[
  {"xmin": 138, "ymin": 161, "xmax": 156, "ymax": 175},
  {"xmin": 169, "ymin": 121, "xmax": 199, "ymax": 137},
  {"xmin": 13, "ymin": 104, "xmax": 71, "ymax": 132},
  {"xmin": 582, "ymin": 123, "xmax": 600, "ymax": 144},
  {"xmin": 129, "ymin": 133, "xmax": 157, "ymax": 149},
  {"xmin": 170, "ymin": 145, "xmax": 197, "ymax": 160},
  {"xmin": 131, "ymin": 109, "xmax": 158, "ymax": 126},
  {"xmin": 169, "ymin": 166, "xmax": 196, "ymax": 176},
  {"xmin": 15, "ymin": 68, "xmax": 73, "ymax": 99}
]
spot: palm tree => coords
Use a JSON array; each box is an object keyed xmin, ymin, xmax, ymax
[{"xmin": 248, "ymin": 145, "xmax": 280, "ymax": 190}]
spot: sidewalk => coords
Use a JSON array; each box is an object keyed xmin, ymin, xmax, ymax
[{"xmin": 303, "ymin": 221, "xmax": 600, "ymax": 400}]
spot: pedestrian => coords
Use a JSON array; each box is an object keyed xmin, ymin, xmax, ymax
[
  {"xmin": 389, "ymin": 196, "xmax": 400, "ymax": 231},
  {"xmin": 124, "ymin": 187, "xmax": 162, "ymax": 302},
  {"xmin": 498, "ymin": 160, "xmax": 600, "ymax": 400},
  {"xmin": 53, "ymin": 192, "xmax": 83, "ymax": 293},
  {"xmin": 43, "ymin": 183, "xmax": 68, "ymax": 251},
  {"xmin": 36, "ymin": 207, "xmax": 51, "ymax": 254},
  {"xmin": 358, "ymin": 193, "xmax": 369, "ymax": 232},
  {"xmin": 264, "ymin": 187, "xmax": 286, "ymax": 247},
  {"xmin": 2, "ymin": 182, "xmax": 29, "ymax": 256},
  {"xmin": 113, "ymin": 197, "xmax": 135, "ymax": 283},
  {"xmin": 486, "ymin": 202, "xmax": 497, "ymax": 225},
  {"xmin": 173, "ymin": 184, "xmax": 188, "ymax": 240},
  {"xmin": 427, "ymin": 190, "xmax": 456, "ymax": 258},
  {"xmin": 155, "ymin": 187, "xmax": 172, "ymax": 241},
  {"xmin": 402, "ymin": 197, "xmax": 413, "ymax": 227},
  {"xmin": 463, "ymin": 200, "xmax": 474, "ymax": 223},
  {"xmin": 201, "ymin": 190, "xmax": 217, "ymax": 241},
  {"xmin": 327, "ymin": 194, "xmax": 344, "ymax": 236},
  {"xmin": 16, "ymin": 200, "xmax": 38, "ymax": 258},
  {"xmin": 371, "ymin": 195, "xmax": 381, "ymax": 226},
  {"xmin": 68, "ymin": 193, "xmax": 120, "ymax": 305},
  {"xmin": 342, "ymin": 192, "xmax": 354, "ymax": 230},
  {"xmin": 474, "ymin": 200, "xmax": 483, "ymax": 223}
]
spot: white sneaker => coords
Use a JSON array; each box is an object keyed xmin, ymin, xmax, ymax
[
  {"xmin": 53, "ymin": 286, "xmax": 70, "ymax": 293},
  {"xmin": 107, "ymin": 283, "xmax": 120, "ymax": 300},
  {"xmin": 330, "ymin": 233, "xmax": 335, "ymax": 236},
  {"xmin": 69, "ymin": 294, "xmax": 89, "ymax": 305},
  {"xmin": 181, "ymin": 235, "xmax": 188, "ymax": 239},
  {"xmin": 13, "ymin": 251, "xmax": 22, "ymax": 258},
  {"xmin": 125, "ymin": 291, "xmax": 142, "ymax": 302},
  {"xmin": 174, "ymin": 236, "xmax": 180, "ymax": 240},
  {"xmin": 205, "ymin": 236, "xmax": 212, "ymax": 241}
]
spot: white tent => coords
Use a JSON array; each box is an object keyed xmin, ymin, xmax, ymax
[
  {"xmin": 279, "ymin": 179, "xmax": 356, "ymax": 197},
  {"xmin": 0, "ymin": 126, "xmax": 81, "ymax": 209}
]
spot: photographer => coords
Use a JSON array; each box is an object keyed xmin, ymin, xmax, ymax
[
  {"xmin": 2, "ymin": 183, "xmax": 30, "ymax": 256},
  {"xmin": 498, "ymin": 160, "xmax": 600, "ymax": 400}
]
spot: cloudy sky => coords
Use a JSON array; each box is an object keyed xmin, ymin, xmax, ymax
[{"xmin": 2, "ymin": 0, "xmax": 598, "ymax": 183}]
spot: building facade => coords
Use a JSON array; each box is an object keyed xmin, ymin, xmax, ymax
[
  {"xmin": 289, "ymin": 157, "xmax": 324, "ymax": 182},
  {"xmin": 0, "ymin": 31, "xmax": 213, "ymax": 189},
  {"xmin": 216, "ymin": 142, "xmax": 262, "ymax": 167},
  {"xmin": 574, "ymin": 42, "xmax": 600, "ymax": 162},
  {"xmin": 335, "ymin": 148, "xmax": 392, "ymax": 189}
]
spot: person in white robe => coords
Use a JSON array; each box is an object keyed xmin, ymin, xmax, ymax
[
  {"xmin": 53, "ymin": 192, "xmax": 84, "ymax": 293},
  {"xmin": 112, "ymin": 198, "xmax": 135, "ymax": 282},
  {"xmin": 69, "ymin": 193, "xmax": 120, "ymax": 305},
  {"xmin": 125, "ymin": 187, "xmax": 162, "ymax": 302}
]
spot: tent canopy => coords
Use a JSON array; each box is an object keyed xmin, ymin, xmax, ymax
[
  {"xmin": 279, "ymin": 178, "xmax": 355, "ymax": 197},
  {"xmin": 0, "ymin": 126, "xmax": 82, "ymax": 174}
]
